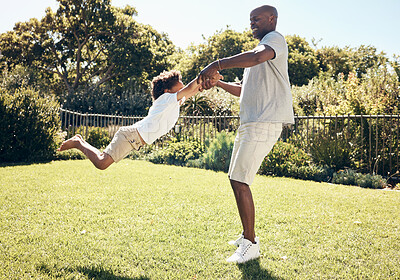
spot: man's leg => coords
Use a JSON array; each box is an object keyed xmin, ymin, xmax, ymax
[
  {"xmin": 58, "ymin": 134, "xmax": 114, "ymax": 170},
  {"xmin": 230, "ymin": 179, "xmax": 256, "ymax": 243}
]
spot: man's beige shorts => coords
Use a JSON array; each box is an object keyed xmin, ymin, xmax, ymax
[
  {"xmin": 103, "ymin": 126, "xmax": 144, "ymax": 163},
  {"xmin": 228, "ymin": 122, "xmax": 282, "ymax": 186}
]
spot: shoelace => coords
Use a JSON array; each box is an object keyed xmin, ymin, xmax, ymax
[{"xmin": 236, "ymin": 242, "xmax": 252, "ymax": 256}]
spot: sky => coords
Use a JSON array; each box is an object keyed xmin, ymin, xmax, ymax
[{"xmin": 1, "ymin": 0, "xmax": 399, "ymax": 58}]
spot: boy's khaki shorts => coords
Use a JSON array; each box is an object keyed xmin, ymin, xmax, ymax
[
  {"xmin": 103, "ymin": 126, "xmax": 144, "ymax": 163},
  {"xmin": 228, "ymin": 122, "xmax": 282, "ymax": 186}
]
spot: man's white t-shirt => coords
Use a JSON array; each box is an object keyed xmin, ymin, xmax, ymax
[
  {"xmin": 135, "ymin": 92, "xmax": 180, "ymax": 144},
  {"xmin": 239, "ymin": 31, "xmax": 294, "ymax": 125}
]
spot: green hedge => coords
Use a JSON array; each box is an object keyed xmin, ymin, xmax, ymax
[
  {"xmin": 258, "ymin": 141, "xmax": 333, "ymax": 182},
  {"xmin": 0, "ymin": 88, "xmax": 60, "ymax": 163},
  {"xmin": 147, "ymin": 140, "xmax": 204, "ymax": 166},
  {"xmin": 332, "ymin": 169, "xmax": 387, "ymax": 189}
]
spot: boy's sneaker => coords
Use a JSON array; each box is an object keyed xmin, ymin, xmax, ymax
[
  {"xmin": 226, "ymin": 238, "xmax": 260, "ymax": 264},
  {"xmin": 228, "ymin": 234, "xmax": 259, "ymax": 247}
]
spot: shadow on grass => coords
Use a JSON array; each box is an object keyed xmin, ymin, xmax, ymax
[
  {"xmin": 237, "ymin": 259, "xmax": 282, "ymax": 280},
  {"xmin": 37, "ymin": 264, "xmax": 150, "ymax": 280}
]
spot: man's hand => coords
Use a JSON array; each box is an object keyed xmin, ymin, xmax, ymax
[
  {"xmin": 198, "ymin": 61, "xmax": 219, "ymax": 84},
  {"xmin": 201, "ymin": 72, "xmax": 223, "ymax": 90}
]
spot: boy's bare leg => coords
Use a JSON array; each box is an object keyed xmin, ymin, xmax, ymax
[{"xmin": 58, "ymin": 134, "xmax": 114, "ymax": 170}]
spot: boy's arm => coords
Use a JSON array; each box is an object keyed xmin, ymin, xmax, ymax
[
  {"xmin": 176, "ymin": 73, "xmax": 222, "ymax": 101},
  {"xmin": 176, "ymin": 77, "xmax": 201, "ymax": 102}
]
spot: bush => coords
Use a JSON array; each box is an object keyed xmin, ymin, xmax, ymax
[
  {"xmin": 309, "ymin": 131, "xmax": 354, "ymax": 171},
  {"xmin": 332, "ymin": 169, "xmax": 387, "ymax": 189},
  {"xmin": 55, "ymin": 149, "xmax": 86, "ymax": 160},
  {"xmin": 126, "ymin": 144, "xmax": 154, "ymax": 160},
  {"xmin": 0, "ymin": 88, "xmax": 60, "ymax": 163},
  {"xmin": 259, "ymin": 141, "xmax": 310, "ymax": 175},
  {"xmin": 258, "ymin": 141, "xmax": 333, "ymax": 182},
  {"xmin": 71, "ymin": 127, "xmax": 111, "ymax": 149},
  {"xmin": 147, "ymin": 140, "xmax": 204, "ymax": 166},
  {"xmin": 202, "ymin": 131, "xmax": 235, "ymax": 172}
]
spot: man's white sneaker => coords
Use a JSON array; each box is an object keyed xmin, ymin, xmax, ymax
[
  {"xmin": 228, "ymin": 234, "xmax": 259, "ymax": 247},
  {"xmin": 226, "ymin": 238, "xmax": 260, "ymax": 264}
]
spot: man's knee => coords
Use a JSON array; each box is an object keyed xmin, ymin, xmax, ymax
[{"xmin": 230, "ymin": 179, "xmax": 250, "ymax": 193}]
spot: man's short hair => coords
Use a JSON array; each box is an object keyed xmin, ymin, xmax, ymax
[{"xmin": 151, "ymin": 70, "xmax": 182, "ymax": 100}]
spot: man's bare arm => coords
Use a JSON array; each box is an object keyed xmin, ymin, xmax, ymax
[
  {"xmin": 198, "ymin": 44, "xmax": 275, "ymax": 83},
  {"xmin": 216, "ymin": 81, "xmax": 242, "ymax": 97}
]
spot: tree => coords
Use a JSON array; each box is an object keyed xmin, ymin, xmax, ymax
[
  {"xmin": 0, "ymin": 0, "xmax": 176, "ymax": 98},
  {"xmin": 176, "ymin": 28, "xmax": 257, "ymax": 83},
  {"xmin": 285, "ymin": 35, "xmax": 320, "ymax": 86},
  {"xmin": 316, "ymin": 45, "xmax": 387, "ymax": 79},
  {"xmin": 390, "ymin": 55, "xmax": 400, "ymax": 82}
]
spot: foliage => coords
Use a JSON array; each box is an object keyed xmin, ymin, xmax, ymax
[
  {"xmin": 62, "ymin": 78, "xmax": 153, "ymax": 115},
  {"xmin": 316, "ymin": 45, "xmax": 388, "ymax": 79},
  {"xmin": 259, "ymin": 141, "xmax": 311, "ymax": 174},
  {"xmin": 391, "ymin": 55, "xmax": 400, "ymax": 82},
  {"xmin": 0, "ymin": 65, "xmax": 49, "ymax": 94},
  {"xmin": 126, "ymin": 143, "xmax": 154, "ymax": 160},
  {"xmin": 64, "ymin": 126, "xmax": 111, "ymax": 149},
  {"xmin": 286, "ymin": 35, "xmax": 320, "ymax": 86},
  {"xmin": 258, "ymin": 141, "xmax": 333, "ymax": 182},
  {"xmin": 181, "ymin": 93, "xmax": 213, "ymax": 116},
  {"xmin": 55, "ymin": 149, "xmax": 86, "ymax": 160},
  {"xmin": 201, "ymin": 131, "xmax": 236, "ymax": 172},
  {"xmin": 308, "ymin": 130, "xmax": 354, "ymax": 172},
  {"xmin": 0, "ymin": 87, "xmax": 60, "ymax": 162},
  {"xmin": 332, "ymin": 169, "xmax": 387, "ymax": 189},
  {"xmin": 0, "ymin": 0, "xmax": 176, "ymax": 98},
  {"xmin": 85, "ymin": 127, "xmax": 111, "ymax": 149},
  {"xmin": 147, "ymin": 140, "xmax": 204, "ymax": 166},
  {"xmin": 204, "ymin": 86, "xmax": 240, "ymax": 116},
  {"xmin": 176, "ymin": 28, "xmax": 257, "ymax": 83},
  {"xmin": 292, "ymin": 64, "xmax": 400, "ymax": 116}
]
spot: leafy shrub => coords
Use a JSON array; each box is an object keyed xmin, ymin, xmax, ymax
[
  {"xmin": 0, "ymin": 88, "xmax": 60, "ymax": 163},
  {"xmin": 70, "ymin": 127, "xmax": 111, "ymax": 149},
  {"xmin": 186, "ymin": 157, "xmax": 205, "ymax": 169},
  {"xmin": 202, "ymin": 131, "xmax": 235, "ymax": 172},
  {"xmin": 309, "ymin": 132, "xmax": 354, "ymax": 171},
  {"xmin": 127, "ymin": 144, "xmax": 154, "ymax": 160},
  {"xmin": 332, "ymin": 169, "xmax": 387, "ymax": 189},
  {"xmin": 286, "ymin": 164, "xmax": 333, "ymax": 182},
  {"xmin": 55, "ymin": 149, "xmax": 86, "ymax": 160},
  {"xmin": 258, "ymin": 141, "xmax": 333, "ymax": 182},
  {"xmin": 259, "ymin": 141, "xmax": 311, "ymax": 175},
  {"xmin": 87, "ymin": 128, "xmax": 111, "ymax": 148},
  {"xmin": 147, "ymin": 140, "xmax": 204, "ymax": 166}
]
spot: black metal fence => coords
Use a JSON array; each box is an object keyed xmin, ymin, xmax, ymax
[{"xmin": 60, "ymin": 108, "xmax": 399, "ymax": 177}]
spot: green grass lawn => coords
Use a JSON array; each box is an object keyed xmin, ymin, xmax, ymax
[{"xmin": 0, "ymin": 160, "xmax": 399, "ymax": 280}]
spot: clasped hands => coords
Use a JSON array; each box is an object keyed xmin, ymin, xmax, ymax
[{"xmin": 197, "ymin": 61, "xmax": 223, "ymax": 91}]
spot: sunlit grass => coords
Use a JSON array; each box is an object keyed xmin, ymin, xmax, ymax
[{"xmin": 0, "ymin": 160, "xmax": 399, "ymax": 279}]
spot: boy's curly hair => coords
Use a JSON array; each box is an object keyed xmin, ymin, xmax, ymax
[{"xmin": 151, "ymin": 70, "xmax": 182, "ymax": 100}]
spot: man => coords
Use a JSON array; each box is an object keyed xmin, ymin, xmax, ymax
[{"xmin": 199, "ymin": 5, "xmax": 294, "ymax": 263}]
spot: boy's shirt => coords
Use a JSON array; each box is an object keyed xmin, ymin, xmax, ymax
[{"xmin": 135, "ymin": 92, "xmax": 180, "ymax": 144}]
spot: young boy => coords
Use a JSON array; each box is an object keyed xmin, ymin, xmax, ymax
[{"xmin": 58, "ymin": 70, "xmax": 221, "ymax": 170}]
